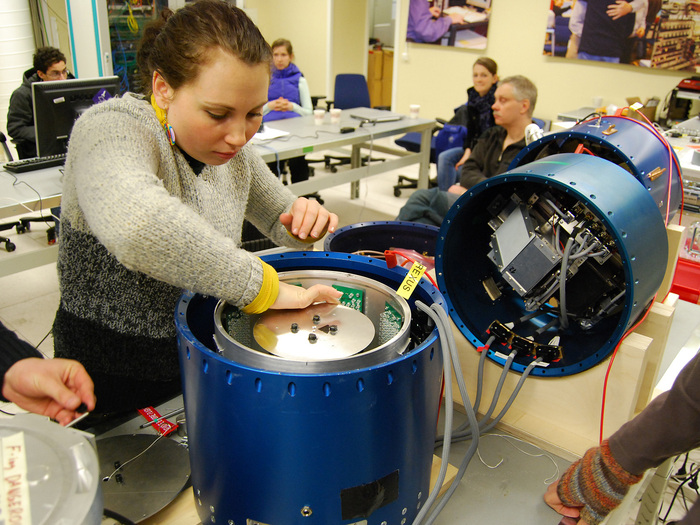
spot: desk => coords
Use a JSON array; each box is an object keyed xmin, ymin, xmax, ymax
[
  {"xmin": 253, "ymin": 107, "xmax": 435, "ymax": 198},
  {"xmin": 93, "ymin": 399, "xmax": 568, "ymax": 525},
  {"xmin": 445, "ymin": 19, "xmax": 489, "ymax": 47},
  {"xmin": 0, "ymin": 165, "xmax": 62, "ymax": 277},
  {"xmin": 0, "ymin": 109, "xmax": 433, "ymax": 275},
  {"xmin": 0, "ymin": 165, "xmax": 62, "ymax": 220}
]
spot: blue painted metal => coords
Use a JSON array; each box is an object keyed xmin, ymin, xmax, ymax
[
  {"xmin": 437, "ymin": 153, "xmax": 668, "ymax": 377},
  {"xmin": 175, "ymin": 252, "xmax": 445, "ymax": 524},
  {"xmin": 510, "ymin": 115, "xmax": 683, "ymax": 219},
  {"xmin": 324, "ymin": 220, "xmax": 440, "ymax": 255}
]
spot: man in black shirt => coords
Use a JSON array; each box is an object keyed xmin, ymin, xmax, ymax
[
  {"xmin": 396, "ymin": 75, "xmax": 537, "ymax": 226},
  {"xmin": 7, "ymin": 47, "xmax": 71, "ymax": 159}
]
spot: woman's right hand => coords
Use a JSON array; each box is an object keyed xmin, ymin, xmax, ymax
[{"xmin": 270, "ymin": 282, "xmax": 343, "ymax": 310}]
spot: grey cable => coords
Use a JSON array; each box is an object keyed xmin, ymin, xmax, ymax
[
  {"xmin": 559, "ymin": 236, "xmax": 576, "ymax": 329},
  {"xmin": 442, "ymin": 349, "xmax": 516, "ymax": 443},
  {"xmin": 420, "ymin": 303, "xmax": 480, "ymax": 525},
  {"xmin": 413, "ymin": 301, "xmax": 454, "ymax": 525}
]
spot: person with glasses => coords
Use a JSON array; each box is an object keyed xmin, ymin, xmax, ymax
[{"xmin": 7, "ymin": 46, "xmax": 73, "ymax": 159}]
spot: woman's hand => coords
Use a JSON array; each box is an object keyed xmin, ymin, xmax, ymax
[
  {"xmin": 269, "ymin": 97, "xmax": 291, "ymax": 112},
  {"xmin": 544, "ymin": 482, "xmax": 586, "ymax": 524},
  {"xmin": 270, "ymin": 282, "xmax": 343, "ymax": 310},
  {"xmin": 455, "ymin": 148, "xmax": 471, "ymax": 169},
  {"xmin": 280, "ymin": 197, "xmax": 339, "ymax": 241}
]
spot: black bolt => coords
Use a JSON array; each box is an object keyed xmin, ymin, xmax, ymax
[
  {"xmin": 308, "ymin": 333, "xmax": 318, "ymax": 343},
  {"xmin": 291, "ymin": 323, "xmax": 299, "ymax": 333},
  {"xmin": 312, "ymin": 314, "xmax": 321, "ymax": 324},
  {"xmin": 329, "ymin": 325, "xmax": 338, "ymax": 334}
]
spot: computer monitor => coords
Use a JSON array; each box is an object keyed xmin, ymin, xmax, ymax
[
  {"xmin": 32, "ymin": 76, "xmax": 120, "ymax": 157},
  {"xmin": 467, "ymin": 0, "xmax": 491, "ymax": 9}
]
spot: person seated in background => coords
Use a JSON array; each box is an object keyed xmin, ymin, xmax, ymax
[
  {"xmin": 7, "ymin": 46, "xmax": 72, "ymax": 159},
  {"xmin": 263, "ymin": 38, "xmax": 313, "ymax": 184},
  {"xmin": 436, "ymin": 57, "xmax": 498, "ymax": 191},
  {"xmin": 545, "ymin": 352, "xmax": 700, "ymax": 525},
  {"xmin": 406, "ymin": 0, "xmax": 464, "ymax": 44},
  {"xmin": 1, "ymin": 320, "xmax": 95, "ymax": 426},
  {"xmin": 396, "ymin": 75, "xmax": 537, "ymax": 226}
]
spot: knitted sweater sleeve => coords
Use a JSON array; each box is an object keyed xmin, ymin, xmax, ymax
[{"xmin": 62, "ymin": 100, "xmax": 302, "ymax": 308}]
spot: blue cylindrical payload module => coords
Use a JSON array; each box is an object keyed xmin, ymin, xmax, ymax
[
  {"xmin": 511, "ymin": 114, "xmax": 683, "ymax": 220},
  {"xmin": 325, "ymin": 220, "xmax": 440, "ymax": 256},
  {"xmin": 437, "ymin": 153, "xmax": 668, "ymax": 377},
  {"xmin": 175, "ymin": 252, "xmax": 444, "ymax": 525}
]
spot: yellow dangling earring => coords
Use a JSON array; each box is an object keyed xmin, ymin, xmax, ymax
[{"xmin": 150, "ymin": 94, "xmax": 176, "ymax": 146}]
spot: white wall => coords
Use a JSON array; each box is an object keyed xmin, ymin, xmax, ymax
[
  {"xmin": 0, "ymin": 0, "xmax": 35, "ymax": 159},
  {"xmin": 393, "ymin": 0, "xmax": 688, "ymax": 122},
  {"xmin": 246, "ymin": 0, "xmax": 330, "ymax": 97}
]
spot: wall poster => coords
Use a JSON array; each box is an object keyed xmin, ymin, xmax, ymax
[
  {"xmin": 406, "ymin": 0, "xmax": 492, "ymax": 49},
  {"xmin": 544, "ymin": 0, "xmax": 700, "ymax": 71}
]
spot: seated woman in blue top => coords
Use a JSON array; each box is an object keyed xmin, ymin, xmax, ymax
[
  {"xmin": 264, "ymin": 38, "xmax": 313, "ymax": 184},
  {"xmin": 436, "ymin": 57, "xmax": 498, "ymax": 191}
]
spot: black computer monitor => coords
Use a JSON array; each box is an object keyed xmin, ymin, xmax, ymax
[{"xmin": 32, "ymin": 76, "xmax": 120, "ymax": 157}]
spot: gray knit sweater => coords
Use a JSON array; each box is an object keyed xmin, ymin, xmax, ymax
[{"xmin": 53, "ymin": 93, "xmax": 307, "ymax": 382}]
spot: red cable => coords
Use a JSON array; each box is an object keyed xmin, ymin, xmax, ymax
[
  {"xmin": 579, "ymin": 112, "xmax": 685, "ymax": 225},
  {"xmin": 390, "ymin": 251, "xmax": 439, "ymax": 288},
  {"xmin": 599, "ymin": 294, "xmax": 657, "ymax": 443}
]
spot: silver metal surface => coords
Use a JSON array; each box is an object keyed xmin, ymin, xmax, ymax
[
  {"xmin": 255, "ymin": 303, "xmax": 375, "ymax": 360},
  {"xmin": 214, "ymin": 270, "xmax": 411, "ymax": 373},
  {"xmin": 97, "ymin": 434, "xmax": 190, "ymax": 523},
  {"xmin": 0, "ymin": 413, "xmax": 102, "ymax": 525}
]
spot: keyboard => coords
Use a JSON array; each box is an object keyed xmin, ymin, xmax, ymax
[{"xmin": 3, "ymin": 153, "xmax": 66, "ymax": 173}]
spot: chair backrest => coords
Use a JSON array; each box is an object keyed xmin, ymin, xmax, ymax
[
  {"xmin": 333, "ymin": 74, "xmax": 371, "ymax": 109},
  {"xmin": 0, "ymin": 131, "xmax": 14, "ymax": 162}
]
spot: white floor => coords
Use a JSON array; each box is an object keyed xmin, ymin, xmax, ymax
[{"xmin": 2, "ymin": 139, "xmax": 700, "ymax": 524}]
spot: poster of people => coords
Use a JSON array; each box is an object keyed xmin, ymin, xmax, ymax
[
  {"xmin": 406, "ymin": 0, "xmax": 492, "ymax": 49},
  {"xmin": 543, "ymin": 0, "xmax": 700, "ymax": 70}
]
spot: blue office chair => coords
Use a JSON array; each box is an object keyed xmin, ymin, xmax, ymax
[
  {"xmin": 543, "ymin": 16, "xmax": 571, "ymax": 57},
  {"xmin": 313, "ymin": 74, "xmax": 386, "ymax": 172},
  {"xmin": 326, "ymin": 74, "xmax": 371, "ymax": 109}
]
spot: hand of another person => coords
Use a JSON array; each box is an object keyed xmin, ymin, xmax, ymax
[
  {"xmin": 448, "ymin": 184, "xmax": 467, "ymax": 195},
  {"xmin": 448, "ymin": 12, "xmax": 465, "ymax": 24},
  {"xmin": 2, "ymin": 358, "xmax": 96, "ymax": 426},
  {"xmin": 429, "ymin": 6, "xmax": 442, "ymax": 17},
  {"xmin": 270, "ymin": 98, "xmax": 291, "ymax": 111},
  {"xmin": 270, "ymin": 282, "xmax": 343, "ymax": 310},
  {"xmin": 455, "ymin": 148, "xmax": 472, "ymax": 169},
  {"xmin": 544, "ymin": 482, "xmax": 587, "ymax": 525},
  {"xmin": 279, "ymin": 197, "xmax": 339, "ymax": 241},
  {"xmin": 606, "ymin": 0, "xmax": 633, "ymax": 19}
]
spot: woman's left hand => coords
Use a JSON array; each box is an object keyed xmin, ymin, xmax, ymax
[{"xmin": 280, "ymin": 197, "xmax": 338, "ymax": 241}]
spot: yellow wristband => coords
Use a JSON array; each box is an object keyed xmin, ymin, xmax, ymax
[{"xmin": 242, "ymin": 260, "xmax": 280, "ymax": 314}]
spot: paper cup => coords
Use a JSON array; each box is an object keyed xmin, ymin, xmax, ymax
[
  {"xmin": 314, "ymin": 109, "xmax": 325, "ymax": 125},
  {"xmin": 330, "ymin": 108, "xmax": 342, "ymax": 124},
  {"xmin": 409, "ymin": 104, "xmax": 420, "ymax": 119}
]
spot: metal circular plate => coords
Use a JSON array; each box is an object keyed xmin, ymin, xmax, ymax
[
  {"xmin": 254, "ymin": 303, "xmax": 375, "ymax": 361},
  {"xmin": 98, "ymin": 434, "xmax": 190, "ymax": 522}
]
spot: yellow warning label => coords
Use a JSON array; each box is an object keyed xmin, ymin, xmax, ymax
[{"xmin": 397, "ymin": 262, "xmax": 427, "ymax": 299}]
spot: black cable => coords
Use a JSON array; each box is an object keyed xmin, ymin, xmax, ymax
[
  {"xmin": 103, "ymin": 507, "xmax": 138, "ymax": 525},
  {"xmin": 661, "ymin": 465, "xmax": 700, "ymax": 522}
]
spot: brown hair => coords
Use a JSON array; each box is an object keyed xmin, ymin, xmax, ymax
[
  {"xmin": 136, "ymin": 0, "xmax": 272, "ymax": 95},
  {"xmin": 33, "ymin": 47, "xmax": 67, "ymax": 73},
  {"xmin": 473, "ymin": 57, "xmax": 498, "ymax": 76},
  {"xmin": 271, "ymin": 38, "xmax": 293, "ymax": 56}
]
